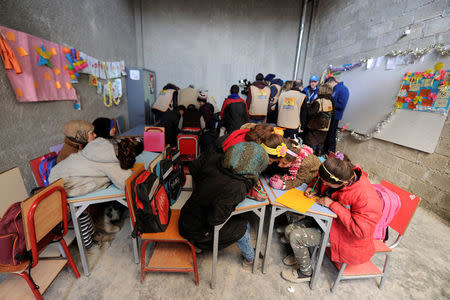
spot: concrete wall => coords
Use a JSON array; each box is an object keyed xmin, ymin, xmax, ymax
[
  {"xmin": 0, "ymin": 0, "xmax": 137, "ymax": 193},
  {"xmin": 306, "ymin": 0, "xmax": 450, "ymax": 220},
  {"xmin": 141, "ymin": 0, "xmax": 302, "ymax": 106}
]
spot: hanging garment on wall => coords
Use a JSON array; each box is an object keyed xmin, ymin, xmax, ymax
[{"xmin": 0, "ymin": 26, "xmax": 77, "ymax": 102}]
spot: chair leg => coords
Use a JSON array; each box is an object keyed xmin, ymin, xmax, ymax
[
  {"xmin": 331, "ymin": 263, "xmax": 347, "ymax": 293},
  {"xmin": 141, "ymin": 240, "xmax": 151, "ymax": 283},
  {"xmin": 186, "ymin": 241, "xmax": 199, "ymax": 285},
  {"xmin": 379, "ymin": 254, "xmax": 390, "ymax": 289},
  {"xmin": 18, "ymin": 272, "xmax": 43, "ymax": 300},
  {"xmin": 59, "ymin": 239, "xmax": 80, "ymax": 278}
]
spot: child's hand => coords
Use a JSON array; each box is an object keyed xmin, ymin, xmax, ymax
[
  {"xmin": 315, "ymin": 196, "xmax": 333, "ymax": 207},
  {"xmin": 304, "ymin": 186, "xmax": 317, "ymax": 198},
  {"xmin": 270, "ymin": 175, "xmax": 285, "ymax": 190}
]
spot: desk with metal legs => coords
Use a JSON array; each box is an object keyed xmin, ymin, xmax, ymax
[
  {"xmin": 211, "ymin": 197, "xmax": 269, "ymax": 289},
  {"xmin": 260, "ymin": 177, "xmax": 337, "ymax": 289},
  {"xmin": 67, "ymin": 151, "xmax": 162, "ymax": 276}
]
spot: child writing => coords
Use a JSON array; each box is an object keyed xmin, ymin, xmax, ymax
[
  {"xmin": 281, "ymin": 152, "xmax": 382, "ymax": 283},
  {"xmin": 267, "ymin": 140, "xmax": 321, "ymax": 190}
]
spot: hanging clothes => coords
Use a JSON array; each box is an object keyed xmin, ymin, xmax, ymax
[{"xmin": 0, "ymin": 33, "xmax": 22, "ymax": 74}]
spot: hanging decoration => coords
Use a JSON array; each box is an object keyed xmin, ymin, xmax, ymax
[
  {"xmin": 321, "ymin": 43, "xmax": 450, "ymax": 141},
  {"xmin": 63, "ymin": 47, "xmax": 88, "ymax": 83},
  {"xmin": 33, "ymin": 43, "xmax": 53, "ymax": 68}
]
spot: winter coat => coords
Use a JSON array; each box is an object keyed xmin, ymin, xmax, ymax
[
  {"xmin": 303, "ymin": 85, "xmax": 319, "ymax": 103},
  {"xmin": 57, "ymin": 137, "xmax": 85, "ymax": 163},
  {"xmin": 332, "ymin": 82, "xmax": 349, "ymax": 120},
  {"xmin": 48, "ymin": 138, "xmax": 132, "ymax": 197},
  {"xmin": 221, "ymin": 94, "xmax": 249, "ymax": 133},
  {"xmin": 311, "ymin": 168, "xmax": 382, "ymax": 264},
  {"xmin": 284, "ymin": 155, "xmax": 321, "ymax": 190},
  {"xmin": 199, "ymin": 102, "xmax": 216, "ymax": 130},
  {"xmin": 179, "ymin": 151, "xmax": 251, "ymax": 250},
  {"xmin": 304, "ymin": 94, "xmax": 335, "ymax": 146}
]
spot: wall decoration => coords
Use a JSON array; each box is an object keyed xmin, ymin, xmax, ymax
[{"xmin": 0, "ymin": 26, "xmax": 76, "ymax": 102}]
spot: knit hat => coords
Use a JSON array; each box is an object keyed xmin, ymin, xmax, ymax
[
  {"xmin": 62, "ymin": 120, "xmax": 94, "ymax": 145},
  {"xmin": 222, "ymin": 142, "xmax": 269, "ymax": 184},
  {"xmin": 93, "ymin": 117, "xmax": 113, "ymax": 139},
  {"xmin": 197, "ymin": 92, "xmax": 207, "ymax": 103},
  {"xmin": 265, "ymin": 73, "xmax": 276, "ymax": 82}
]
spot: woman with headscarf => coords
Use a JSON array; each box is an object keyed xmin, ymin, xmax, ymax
[
  {"xmin": 179, "ymin": 142, "xmax": 269, "ymax": 269},
  {"xmin": 57, "ymin": 120, "xmax": 96, "ymax": 163}
]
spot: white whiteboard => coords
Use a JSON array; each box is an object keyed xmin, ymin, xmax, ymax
[{"xmin": 338, "ymin": 52, "xmax": 449, "ymax": 153}]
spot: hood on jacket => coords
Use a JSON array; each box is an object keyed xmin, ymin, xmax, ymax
[{"xmin": 80, "ymin": 138, "xmax": 119, "ymax": 163}]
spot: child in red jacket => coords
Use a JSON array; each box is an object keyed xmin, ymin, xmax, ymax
[{"xmin": 281, "ymin": 152, "xmax": 382, "ymax": 283}]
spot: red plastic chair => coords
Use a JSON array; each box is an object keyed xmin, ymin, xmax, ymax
[
  {"xmin": 0, "ymin": 179, "xmax": 80, "ymax": 299},
  {"xmin": 329, "ymin": 180, "xmax": 421, "ymax": 292},
  {"xmin": 125, "ymin": 166, "xmax": 199, "ymax": 285},
  {"xmin": 29, "ymin": 152, "xmax": 57, "ymax": 187}
]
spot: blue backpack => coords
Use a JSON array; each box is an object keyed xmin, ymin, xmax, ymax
[{"xmin": 38, "ymin": 152, "xmax": 58, "ymax": 186}]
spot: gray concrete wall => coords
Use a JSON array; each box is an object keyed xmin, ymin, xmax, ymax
[
  {"xmin": 0, "ymin": 0, "xmax": 137, "ymax": 192},
  {"xmin": 141, "ymin": 0, "xmax": 302, "ymax": 105},
  {"xmin": 306, "ymin": 0, "xmax": 450, "ymax": 220}
]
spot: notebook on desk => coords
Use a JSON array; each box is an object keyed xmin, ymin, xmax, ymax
[{"xmin": 275, "ymin": 189, "xmax": 316, "ymax": 214}]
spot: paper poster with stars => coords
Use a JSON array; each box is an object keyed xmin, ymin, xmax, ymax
[
  {"xmin": 395, "ymin": 67, "xmax": 449, "ymax": 114},
  {"xmin": 0, "ymin": 25, "xmax": 77, "ymax": 102}
]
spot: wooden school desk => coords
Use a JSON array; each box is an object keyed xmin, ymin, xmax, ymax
[
  {"xmin": 211, "ymin": 191, "xmax": 269, "ymax": 289},
  {"xmin": 67, "ymin": 151, "xmax": 162, "ymax": 276},
  {"xmin": 260, "ymin": 177, "xmax": 337, "ymax": 289},
  {"xmin": 120, "ymin": 124, "xmax": 146, "ymax": 137}
]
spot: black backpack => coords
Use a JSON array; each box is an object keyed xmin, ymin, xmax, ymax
[
  {"xmin": 130, "ymin": 170, "xmax": 171, "ymax": 237},
  {"xmin": 153, "ymin": 153, "xmax": 184, "ymax": 206}
]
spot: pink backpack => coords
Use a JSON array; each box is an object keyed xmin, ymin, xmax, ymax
[
  {"xmin": 372, "ymin": 184, "xmax": 401, "ymax": 240},
  {"xmin": 0, "ymin": 202, "xmax": 26, "ymax": 265}
]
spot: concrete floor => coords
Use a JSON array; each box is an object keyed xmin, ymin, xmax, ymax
[{"xmin": 2, "ymin": 189, "xmax": 450, "ymax": 300}]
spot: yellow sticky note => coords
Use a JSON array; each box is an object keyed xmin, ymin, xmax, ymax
[
  {"xmin": 34, "ymin": 81, "xmax": 38, "ymax": 90},
  {"xmin": 50, "ymin": 47, "xmax": 57, "ymax": 55},
  {"xmin": 55, "ymin": 81, "xmax": 61, "ymax": 89},
  {"xmin": 44, "ymin": 73, "xmax": 51, "ymax": 80},
  {"xmin": 16, "ymin": 47, "xmax": 28, "ymax": 56},
  {"xmin": 6, "ymin": 31, "xmax": 15, "ymax": 42},
  {"xmin": 275, "ymin": 189, "xmax": 316, "ymax": 214},
  {"xmin": 66, "ymin": 82, "xmax": 72, "ymax": 90},
  {"xmin": 53, "ymin": 67, "xmax": 60, "ymax": 75},
  {"xmin": 15, "ymin": 88, "xmax": 23, "ymax": 97}
]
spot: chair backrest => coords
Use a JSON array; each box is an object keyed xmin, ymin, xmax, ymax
[
  {"xmin": 21, "ymin": 179, "xmax": 66, "ymax": 260},
  {"xmin": 125, "ymin": 165, "xmax": 145, "ymax": 226},
  {"xmin": 381, "ymin": 180, "xmax": 421, "ymax": 236},
  {"xmin": 29, "ymin": 152, "xmax": 58, "ymax": 187},
  {"xmin": 0, "ymin": 167, "xmax": 28, "ymax": 216}
]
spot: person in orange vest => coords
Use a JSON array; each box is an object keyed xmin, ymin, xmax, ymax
[{"xmin": 277, "ymin": 81, "xmax": 308, "ymax": 139}]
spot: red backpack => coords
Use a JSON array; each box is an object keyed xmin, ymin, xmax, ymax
[
  {"xmin": 130, "ymin": 170, "xmax": 171, "ymax": 237},
  {"xmin": 0, "ymin": 202, "xmax": 27, "ymax": 265}
]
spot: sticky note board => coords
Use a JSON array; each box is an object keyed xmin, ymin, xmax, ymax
[{"xmin": 275, "ymin": 189, "xmax": 316, "ymax": 214}]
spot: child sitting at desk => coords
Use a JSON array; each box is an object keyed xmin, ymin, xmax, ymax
[
  {"xmin": 57, "ymin": 120, "xmax": 96, "ymax": 163},
  {"xmin": 267, "ymin": 140, "xmax": 321, "ymax": 190},
  {"xmin": 49, "ymin": 138, "xmax": 143, "ymax": 197},
  {"xmin": 281, "ymin": 152, "xmax": 382, "ymax": 283},
  {"xmin": 179, "ymin": 142, "xmax": 269, "ymax": 269}
]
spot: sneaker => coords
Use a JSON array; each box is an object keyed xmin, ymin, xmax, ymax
[
  {"xmin": 194, "ymin": 247, "xmax": 203, "ymax": 254},
  {"xmin": 282, "ymin": 254, "xmax": 297, "ymax": 266},
  {"xmin": 242, "ymin": 259, "xmax": 254, "ymax": 271},
  {"xmin": 280, "ymin": 268, "xmax": 312, "ymax": 283},
  {"xmin": 280, "ymin": 236, "xmax": 288, "ymax": 244}
]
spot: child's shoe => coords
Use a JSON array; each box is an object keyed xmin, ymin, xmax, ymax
[
  {"xmin": 280, "ymin": 236, "xmax": 289, "ymax": 244},
  {"xmin": 282, "ymin": 254, "xmax": 296, "ymax": 266},
  {"xmin": 280, "ymin": 268, "xmax": 311, "ymax": 283},
  {"xmin": 242, "ymin": 259, "xmax": 254, "ymax": 271},
  {"xmin": 276, "ymin": 226, "xmax": 285, "ymax": 234}
]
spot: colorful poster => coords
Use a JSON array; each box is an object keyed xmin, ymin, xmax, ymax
[
  {"xmin": 0, "ymin": 26, "xmax": 77, "ymax": 102},
  {"xmin": 395, "ymin": 69, "xmax": 449, "ymax": 114}
]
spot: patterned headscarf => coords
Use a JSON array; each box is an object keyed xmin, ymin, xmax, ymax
[
  {"xmin": 222, "ymin": 142, "xmax": 269, "ymax": 184},
  {"xmin": 62, "ymin": 120, "xmax": 94, "ymax": 145}
]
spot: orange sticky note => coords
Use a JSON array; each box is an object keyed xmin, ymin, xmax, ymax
[
  {"xmin": 276, "ymin": 189, "xmax": 316, "ymax": 214},
  {"xmin": 16, "ymin": 47, "xmax": 28, "ymax": 56},
  {"xmin": 55, "ymin": 81, "xmax": 61, "ymax": 89},
  {"xmin": 66, "ymin": 82, "xmax": 72, "ymax": 90},
  {"xmin": 53, "ymin": 67, "xmax": 60, "ymax": 75},
  {"xmin": 6, "ymin": 31, "xmax": 15, "ymax": 42},
  {"xmin": 34, "ymin": 81, "xmax": 38, "ymax": 90},
  {"xmin": 44, "ymin": 73, "xmax": 51, "ymax": 80},
  {"xmin": 15, "ymin": 88, "xmax": 23, "ymax": 97},
  {"xmin": 50, "ymin": 47, "xmax": 57, "ymax": 55}
]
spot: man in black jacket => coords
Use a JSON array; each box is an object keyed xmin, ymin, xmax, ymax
[{"xmin": 220, "ymin": 85, "xmax": 249, "ymax": 134}]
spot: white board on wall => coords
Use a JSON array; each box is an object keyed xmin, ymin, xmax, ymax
[{"xmin": 338, "ymin": 52, "xmax": 449, "ymax": 153}]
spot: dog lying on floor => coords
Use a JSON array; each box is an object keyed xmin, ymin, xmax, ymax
[{"xmin": 89, "ymin": 203, "xmax": 125, "ymax": 247}]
